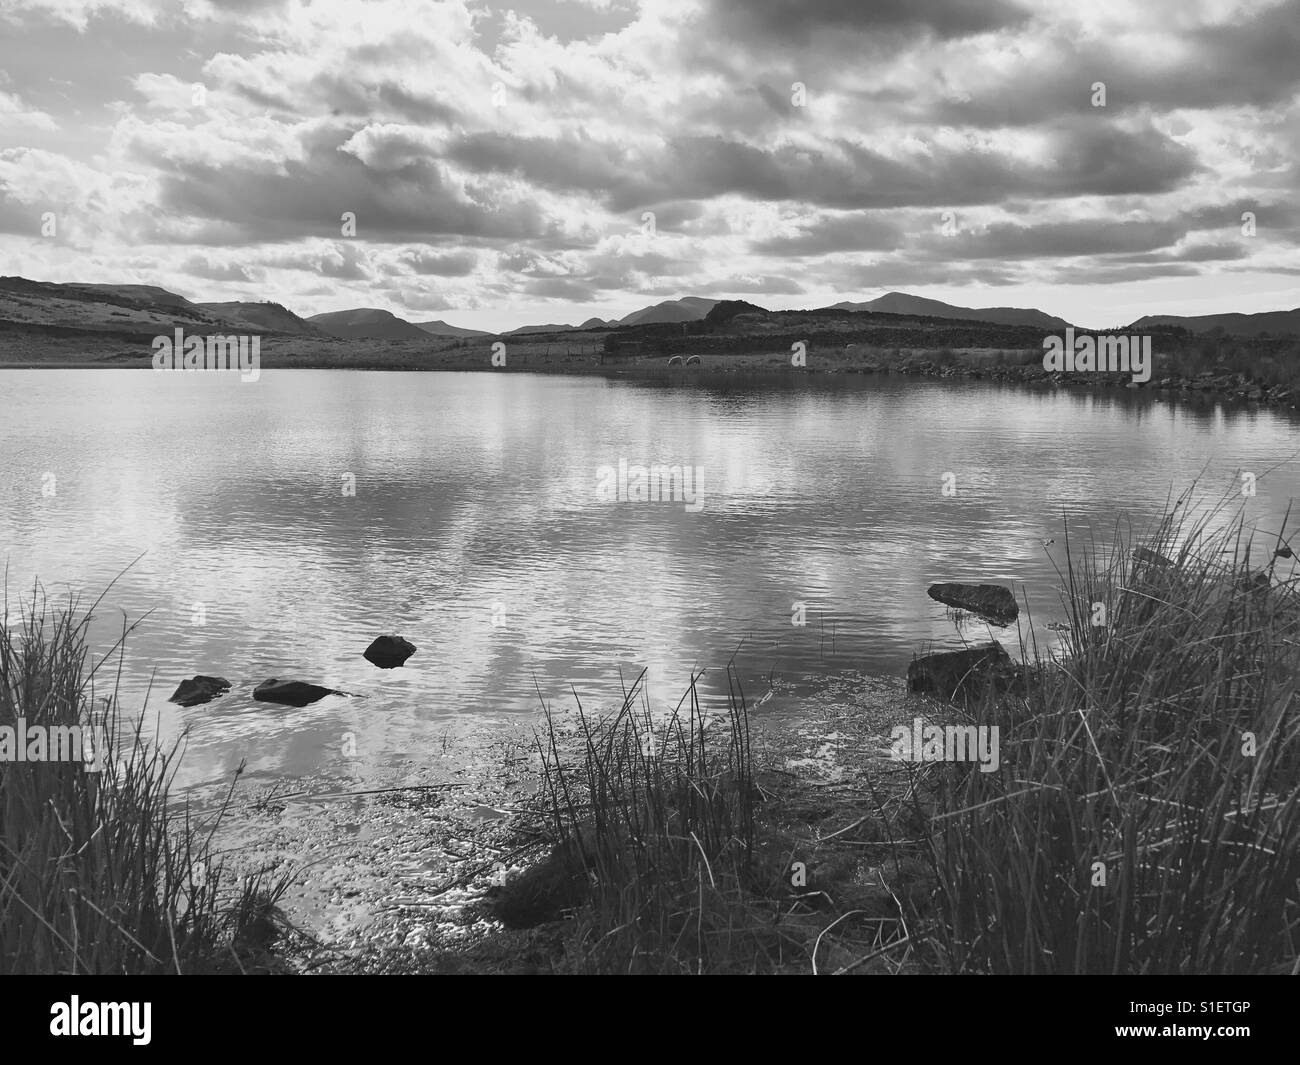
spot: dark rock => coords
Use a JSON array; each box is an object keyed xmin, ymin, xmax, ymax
[
  {"xmin": 363, "ymin": 634, "xmax": 417, "ymax": 669},
  {"xmin": 169, "ymin": 675, "xmax": 231, "ymax": 707},
  {"xmin": 487, "ymin": 836, "xmax": 592, "ymax": 929},
  {"xmin": 1133, "ymin": 545, "xmax": 1174, "ymax": 568},
  {"xmin": 253, "ymin": 678, "xmax": 342, "ymax": 707},
  {"xmin": 1237, "ymin": 571, "xmax": 1271, "ymax": 595},
  {"xmin": 907, "ymin": 641, "xmax": 1022, "ymax": 703},
  {"xmin": 927, "ymin": 583, "xmax": 1018, "ymax": 625}
]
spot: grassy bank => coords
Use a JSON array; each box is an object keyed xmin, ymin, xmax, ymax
[
  {"xmin": 4, "ymin": 491, "xmax": 1296, "ymax": 974},
  {"xmin": 3, "ymin": 325, "xmax": 1297, "ymax": 409},
  {"xmin": 483, "ymin": 491, "xmax": 1299, "ymax": 973},
  {"xmin": 0, "ymin": 587, "xmax": 292, "ymax": 974}
]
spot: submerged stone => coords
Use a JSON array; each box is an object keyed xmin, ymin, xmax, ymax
[
  {"xmin": 253, "ymin": 678, "xmax": 342, "ymax": 707},
  {"xmin": 927, "ymin": 583, "xmax": 1018, "ymax": 625},
  {"xmin": 169, "ymin": 675, "xmax": 231, "ymax": 707}
]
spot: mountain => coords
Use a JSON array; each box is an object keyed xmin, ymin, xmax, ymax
[
  {"xmin": 502, "ymin": 322, "xmax": 585, "ymax": 335},
  {"xmin": 413, "ymin": 320, "xmax": 492, "ymax": 338},
  {"xmin": 0, "ymin": 276, "xmax": 216, "ymax": 335},
  {"xmin": 0, "ymin": 277, "xmax": 333, "ymax": 338},
  {"xmin": 307, "ymin": 308, "xmax": 430, "ymax": 340},
  {"xmin": 197, "ymin": 301, "xmax": 324, "ymax": 336},
  {"xmin": 503, "ymin": 317, "xmax": 613, "ymax": 334},
  {"xmin": 500, "ymin": 299, "xmax": 717, "ymax": 335},
  {"xmin": 827, "ymin": 292, "xmax": 1071, "ymax": 330},
  {"xmin": 1127, "ymin": 308, "xmax": 1300, "ymax": 337},
  {"xmin": 619, "ymin": 296, "xmax": 718, "ymax": 326}
]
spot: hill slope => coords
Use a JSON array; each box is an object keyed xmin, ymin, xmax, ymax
[
  {"xmin": 1128, "ymin": 308, "xmax": 1300, "ymax": 337},
  {"xmin": 307, "ymin": 308, "xmax": 430, "ymax": 340},
  {"xmin": 413, "ymin": 320, "xmax": 493, "ymax": 338},
  {"xmin": 827, "ymin": 291, "xmax": 1071, "ymax": 330},
  {"xmin": 620, "ymin": 296, "xmax": 718, "ymax": 326},
  {"xmin": 197, "ymin": 301, "xmax": 324, "ymax": 336},
  {"xmin": 0, "ymin": 276, "xmax": 216, "ymax": 335}
]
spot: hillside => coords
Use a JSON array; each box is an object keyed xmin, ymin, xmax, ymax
[
  {"xmin": 198, "ymin": 301, "xmax": 324, "ymax": 336},
  {"xmin": 502, "ymin": 297, "xmax": 717, "ymax": 335},
  {"xmin": 413, "ymin": 320, "xmax": 493, "ymax": 338},
  {"xmin": 0, "ymin": 276, "xmax": 217, "ymax": 336},
  {"xmin": 307, "ymin": 308, "xmax": 430, "ymax": 340},
  {"xmin": 0, "ymin": 277, "xmax": 327, "ymax": 339},
  {"xmin": 1128, "ymin": 308, "xmax": 1300, "ymax": 337},
  {"xmin": 620, "ymin": 296, "xmax": 718, "ymax": 326},
  {"xmin": 826, "ymin": 292, "xmax": 1071, "ymax": 330}
]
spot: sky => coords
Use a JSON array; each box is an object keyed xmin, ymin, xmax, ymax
[{"xmin": 0, "ymin": 0, "xmax": 1297, "ymax": 331}]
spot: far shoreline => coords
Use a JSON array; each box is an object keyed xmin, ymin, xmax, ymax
[{"xmin": 3, "ymin": 345, "xmax": 1298, "ymax": 411}]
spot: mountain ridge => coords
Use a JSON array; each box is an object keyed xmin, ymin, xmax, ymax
[
  {"xmin": 825, "ymin": 291, "xmax": 1073, "ymax": 330},
  {"xmin": 3, "ymin": 276, "xmax": 1298, "ymax": 340}
]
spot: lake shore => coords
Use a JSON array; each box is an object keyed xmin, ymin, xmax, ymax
[
  {"xmin": 2, "ymin": 332, "xmax": 1297, "ymax": 410},
  {"xmin": 4, "ymin": 468, "xmax": 1296, "ymax": 972}
]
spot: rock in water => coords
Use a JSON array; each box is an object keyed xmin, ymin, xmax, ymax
[
  {"xmin": 907, "ymin": 642, "xmax": 1021, "ymax": 702},
  {"xmin": 169, "ymin": 675, "xmax": 232, "ymax": 707},
  {"xmin": 1133, "ymin": 545, "xmax": 1174, "ymax": 568},
  {"xmin": 927, "ymin": 583, "xmax": 1018, "ymax": 625},
  {"xmin": 362, "ymin": 635, "xmax": 417, "ymax": 669},
  {"xmin": 253, "ymin": 678, "xmax": 341, "ymax": 707}
]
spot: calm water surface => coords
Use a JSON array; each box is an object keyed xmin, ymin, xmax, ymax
[{"xmin": 2, "ymin": 369, "xmax": 1297, "ymax": 791}]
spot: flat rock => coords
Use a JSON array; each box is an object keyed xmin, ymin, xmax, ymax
[
  {"xmin": 926, "ymin": 583, "xmax": 1018, "ymax": 625},
  {"xmin": 363, "ymin": 634, "xmax": 417, "ymax": 669},
  {"xmin": 169, "ymin": 675, "xmax": 231, "ymax": 707},
  {"xmin": 253, "ymin": 678, "xmax": 343, "ymax": 707}
]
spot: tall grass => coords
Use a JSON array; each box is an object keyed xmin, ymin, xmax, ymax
[
  {"xmin": 529, "ymin": 667, "xmax": 795, "ymax": 973},
  {"xmin": 923, "ymin": 489, "xmax": 1300, "ymax": 973},
  {"xmin": 0, "ymin": 585, "xmax": 290, "ymax": 974}
]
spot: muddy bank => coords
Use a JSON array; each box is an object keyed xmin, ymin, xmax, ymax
[{"xmin": 205, "ymin": 673, "xmax": 950, "ymax": 974}]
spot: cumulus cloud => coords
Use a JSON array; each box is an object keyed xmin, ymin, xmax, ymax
[{"xmin": 0, "ymin": 0, "xmax": 1293, "ymax": 323}]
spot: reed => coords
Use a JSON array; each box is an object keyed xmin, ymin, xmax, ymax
[
  {"xmin": 525, "ymin": 666, "xmax": 799, "ymax": 972},
  {"xmin": 0, "ymin": 583, "xmax": 291, "ymax": 974},
  {"xmin": 922, "ymin": 487, "xmax": 1300, "ymax": 973}
]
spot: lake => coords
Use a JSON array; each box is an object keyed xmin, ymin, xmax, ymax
[{"xmin": 2, "ymin": 368, "xmax": 1297, "ymax": 792}]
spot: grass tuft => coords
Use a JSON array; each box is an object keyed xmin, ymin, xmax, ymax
[{"xmin": 0, "ymin": 583, "xmax": 293, "ymax": 974}]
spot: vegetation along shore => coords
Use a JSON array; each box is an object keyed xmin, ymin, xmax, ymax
[
  {"xmin": 3, "ymin": 281, "xmax": 1299, "ymax": 410},
  {"xmin": 4, "ymin": 489, "xmax": 1295, "ymax": 974}
]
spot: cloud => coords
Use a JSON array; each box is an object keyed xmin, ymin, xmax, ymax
[
  {"xmin": 0, "ymin": 0, "xmax": 1293, "ymax": 321},
  {"xmin": 0, "ymin": 90, "xmax": 58, "ymax": 132},
  {"xmin": 395, "ymin": 248, "xmax": 479, "ymax": 276},
  {"xmin": 753, "ymin": 213, "xmax": 907, "ymax": 255},
  {"xmin": 703, "ymin": 0, "xmax": 1030, "ymax": 46},
  {"xmin": 180, "ymin": 253, "xmax": 259, "ymax": 281}
]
